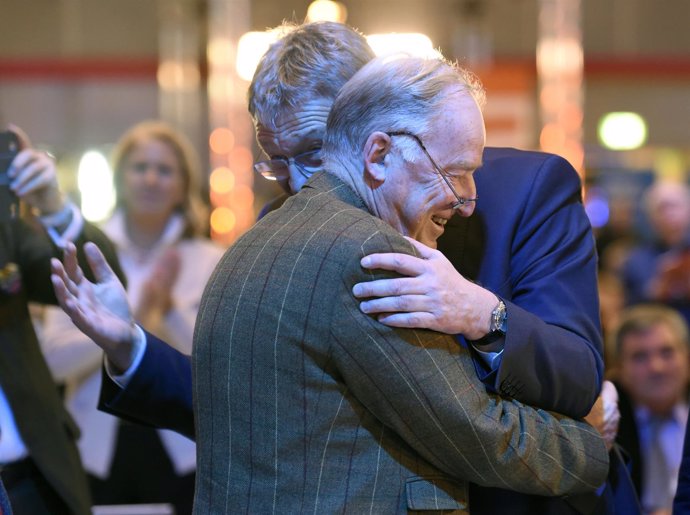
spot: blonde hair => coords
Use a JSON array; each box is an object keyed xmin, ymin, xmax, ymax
[{"xmin": 111, "ymin": 120, "xmax": 207, "ymax": 237}]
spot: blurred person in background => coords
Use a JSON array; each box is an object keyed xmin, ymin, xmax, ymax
[
  {"xmin": 40, "ymin": 121, "xmax": 224, "ymax": 514},
  {"xmin": 0, "ymin": 126, "xmax": 124, "ymax": 514},
  {"xmin": 621, "ymin": 181, "xmax": 690, "ymax": 323},
  {"xmin": 611, "ymin": 304, "xmax": 690, "ymax": 515},
  {"xmin": 53, "ymin": 21, "xmax": 632, "ymax": 514}
]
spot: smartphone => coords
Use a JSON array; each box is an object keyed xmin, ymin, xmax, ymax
[{"xmin": 0, "ymin": 131, "xmax": 20, "ymax": 223}]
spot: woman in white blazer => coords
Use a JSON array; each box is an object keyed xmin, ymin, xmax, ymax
[{"xmin": 39, "ymin": 121, "xmax": 224, "ymax": 514}]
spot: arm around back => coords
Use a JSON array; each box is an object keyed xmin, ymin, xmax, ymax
[{"xmin": 332, "ymin": 235, "xmax": 609, "ymax": 497}]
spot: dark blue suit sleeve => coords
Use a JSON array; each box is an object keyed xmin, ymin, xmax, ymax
[
  {"xmin": 98, "ymin": 330, "xmax": 195, "ymax": 440},
  {"xmin": 470, "ymin": 151, "xmax": 603, "ymax": 418}
]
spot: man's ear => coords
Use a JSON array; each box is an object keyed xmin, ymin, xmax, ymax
[{"xmin": 363, "ymin": 131, "xmax": 392, "ymax": 184}]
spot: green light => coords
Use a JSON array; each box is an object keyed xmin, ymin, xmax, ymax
[{"xmin": 598, "ymin": 112, "xmax": 647, "ymax": 150}]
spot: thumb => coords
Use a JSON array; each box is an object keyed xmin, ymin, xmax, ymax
[
  {"xmin": 84, "ymin": 242, "xmax": 117, "ymax": 283},
  {"xmin": 404, "ymin": 236, "xmax": 437, "ymax": 259},
  {"xmin": 7, "ymin": 124, "xmax": 32, "ymax": 150}
]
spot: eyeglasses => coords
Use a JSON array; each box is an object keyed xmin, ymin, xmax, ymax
[
  {"xmin": 386, "ymin": 131, "xmax": 478, "ymax": 210},
  {"xmin": 253, "ymin": 148, "xmax": 323, "ymax": 182}
]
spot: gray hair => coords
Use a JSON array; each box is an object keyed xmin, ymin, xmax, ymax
[
  {"xmin": 322, "ymin": 55, "xmax": 486, "ymax": 173},
  {"xmin": 247, "ymin": 21, "xmax": 375, "ymax": 127}
]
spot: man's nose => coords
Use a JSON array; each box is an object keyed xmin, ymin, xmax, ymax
[{"xmin": 453, "ymin": 179, "xmax": 477, "ymax": 217}]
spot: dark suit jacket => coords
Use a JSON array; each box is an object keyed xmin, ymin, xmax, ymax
[
  {"xmin": 0, "ymin": 216, "xmax": 123, "ymax": 515},
  {"xmin": 674, "ymin": 413, "xmax": 690, "ymax": 513},
  {"xmin": 190, "ymin": 171, "xmax": 608, "ymax": 513}
]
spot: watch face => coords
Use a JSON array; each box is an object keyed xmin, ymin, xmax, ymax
[{"xmin": 491, "ymin": 300, "xmax": 507, "ymax": 333}]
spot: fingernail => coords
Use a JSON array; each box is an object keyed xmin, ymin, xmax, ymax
[
  {"xmin": 352, "ymin": 284, "xmax": 362, "ymax": 296},
  {"xmin": 360, "ymin": 256, "xmax": 371, "ymax": 267},
  {"xmin": 359, "ymin": 301, "xmax": 370, "ymax": 313}
]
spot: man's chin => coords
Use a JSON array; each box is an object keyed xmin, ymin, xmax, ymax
[{"xmin": 418, "ymin": 236, "xmax": 438, "ymax": 249}]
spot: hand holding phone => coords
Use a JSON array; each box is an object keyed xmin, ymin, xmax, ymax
[{"xmin": 0, "ymin": 131, "xmax": 20, "ymax": 223}]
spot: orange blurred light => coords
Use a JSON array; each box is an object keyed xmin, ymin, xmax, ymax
[
  {"xmin": 229, "ymin": 146, "xmax": 254, "ymax": 173},
  {"xmin": 210, "ymin": 207, "xmax": 237, "ymax": 234},
  {"xmin": 539, "ymin": 123, "xmax": 566, "ymax": 152},
  {"xmin": 232, "ymin": 184, "xmax": 255, "ymax": 211},
  {"xmin": 209, "ymin": 127, "xmax": 235, "ymax": 155},
  {"xmin": 210, "ymin": 167, "xmax": 235, "ymax": 194}
]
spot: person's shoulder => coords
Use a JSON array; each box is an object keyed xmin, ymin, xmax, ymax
[
  {"xmin": 483, "ymin": 147, "xmax": 576, "ymax": 170},
  {"xmin": 258, "ymin": 193, "xmax": 290, "ymax": 219},
  {"xmin": 481, "ymin": 147, "xmax": 580, "ymax": 187}
]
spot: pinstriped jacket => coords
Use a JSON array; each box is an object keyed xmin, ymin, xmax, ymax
[{"xmin": 192, "ymin": 172, "xmax": 609, "ymax": 514}]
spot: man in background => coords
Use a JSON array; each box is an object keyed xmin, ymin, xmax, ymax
[{"xmin": 614, "ymin": 304, "xmax": 690, "ymax": 515}]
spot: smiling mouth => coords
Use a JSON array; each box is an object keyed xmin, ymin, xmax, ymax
[{"xmin": 431, "ymin": 215, "xmax": 448, "ymax": 227}]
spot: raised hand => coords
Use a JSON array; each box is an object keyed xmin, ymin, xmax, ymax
[
  {"xmin": 51, "ymin": 241, "xmax": 139, "ymax": 373},
  {"xmin": 352, "ymin": 236, "xmax": 497, "ymax": 340}
]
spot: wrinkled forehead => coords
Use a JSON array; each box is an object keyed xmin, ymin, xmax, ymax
[{"xmin": 254, "ymin": 97, "xmax": 333, "ymax": 156}]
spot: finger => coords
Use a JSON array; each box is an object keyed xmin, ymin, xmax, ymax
[
  {"xmin": 403, "ymin": 236, "xmax": 438, "ymax": 259},
  {"xmin": 11, "ymin": 164, "xmax": 52, "ymax": 196},
  {"xmin": 353, "ymin": 277, "xmax": 425, "ymax": 298},
  {"xmin": 84, "ymin": 242, "xmax": 117, "ymax": 283},
  {"xmin": 360, "ymin": 252, "xmax": 427, "ymax": 276},
  {"xmin": 51, "ymin": 275, "xmax": 91, "ymax": 330},
  {"xmin": 359, "ymin": 294, "xmax": 431, "ymax": 316},
  {"xmin": 6, "ymin": 148, "xmax": 35, "ymax": 179},
  {"xmin": 51, "ymin": 271, "xmax": 76, "ymax": 308},
  {"xmin": 63, "ymin": 242, "xmax": 84, "ymax": 285},
  {"xmin": 376, "ymin": 312, "xmax": 435, "ymax": 329},
  {"xmin": 52, "ymin": 256, "xmax": 81, "ymax": 297}
]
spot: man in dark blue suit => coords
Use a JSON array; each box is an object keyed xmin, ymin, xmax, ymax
[{"xmin": 52, "ymin": 21, "xmax": 635, "ymax": 514}]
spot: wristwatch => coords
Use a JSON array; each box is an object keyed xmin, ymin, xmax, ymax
[
  {"xmin": 489, "ymin": 299, "xmax": 508, "ymax": 334},
  {"xmin": 470, "ymin": 299, "xmax": 507, "ymax": 347}
]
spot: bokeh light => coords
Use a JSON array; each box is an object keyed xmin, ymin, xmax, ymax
[
  {"xmin": 306, "ymin": 0, "xmax": 348, "ymax": 23},
  {"xmin": 210, "ymin": 206, "xmax": 237, "ymax": 234},
  {"xmin": 598, "ymin": 112, "xmax": 648, "ymax": 150},
  {"xmin": 366, "ymin": 33, "xmax": 441, "ymax": 59},
  {"xmin": 236, "ymin": 31, "xmax": 280, "ymax": 81},
  {"xmin": 209, "ymin": 127, "xmax": 235, "ymax": 155},
  {"xmin": 209, "ymin": 167, "xmax": 236, "ymax": 194},
  {"xmin": 78, "ymin": 150, "xmax": 116, "ymax": 222}
]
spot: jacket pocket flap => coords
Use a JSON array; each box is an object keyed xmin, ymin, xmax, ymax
[{"xmin": 405, "ymin": 476, "xmax": 468, "ymax": 511}]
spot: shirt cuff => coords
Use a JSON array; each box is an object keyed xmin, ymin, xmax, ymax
[
  {"xmin": 473, "ymin": 346, "xmax": 504, "ymax": 371},
  {"xmin": 105, "ymin": 325, "xmax": 148, "ymax": 388},
  {"xmin": 40, "ymin": 201, "xmax": 84, "ymax": 248}
]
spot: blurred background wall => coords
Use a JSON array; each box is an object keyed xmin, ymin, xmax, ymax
[{"xmin": 1, "ymin": 0, "xmax": 689, "ymax": 243}]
